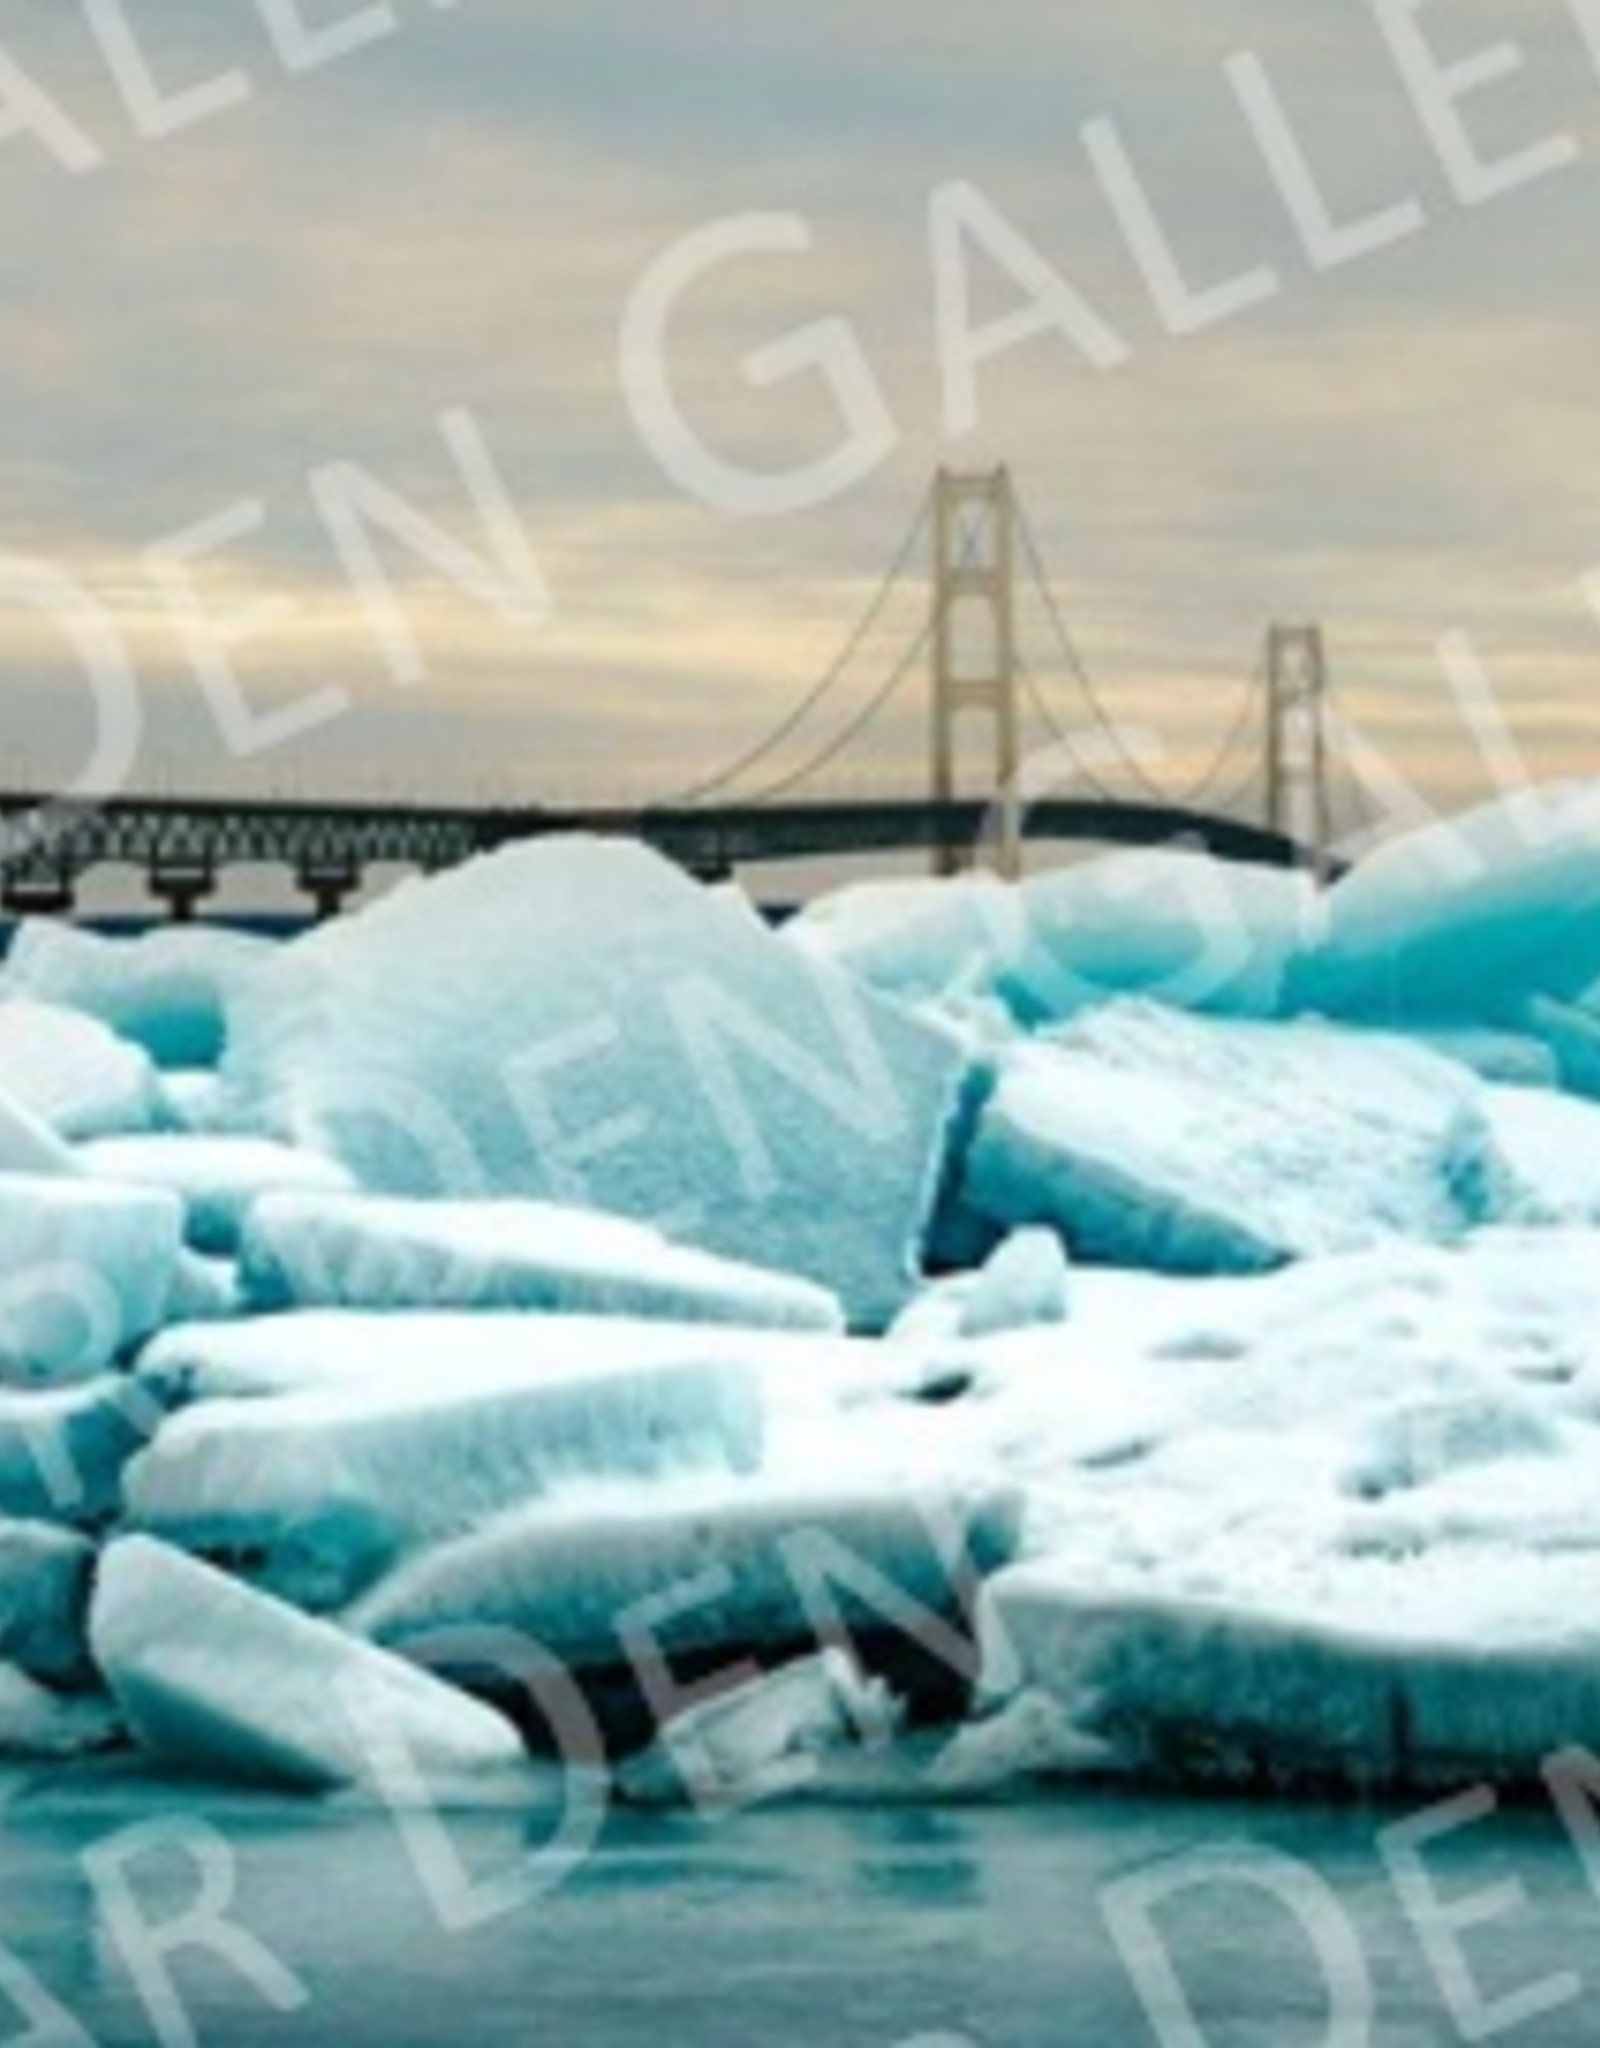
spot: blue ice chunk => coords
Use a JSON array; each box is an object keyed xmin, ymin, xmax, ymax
[
  {"xmin": 5, "ymin": 920, "xmax": 273, "ymax": 1069},
  {"xmin": 0, "ymin": 1378, "xmax": 156, "ymax": 1526},
  {"xmin": 961, "ymin": 1001, "xmax": 1488, "ymax": 1275},
  {"xmin": 91, "ymin": 1537, "xmax": 525, "ymax": 1791},
  {"xmin": 0, "ymin": 1665, "xmax": 119, "ymax": 1759},
  {"xmin": 0, "ymin": 1522, "xmax": 93, "ymax": 1681},
  {"xmin": 785, "ymin": 874, "xmax": 1028, "ymax": 1006},
  {"xmin": 1005, "ymin": 852, "xmax": 1319, "ymax": 1025},
  {"xmin": 617, "ymin": 1650, "xmax": 899, "ymax": 1806},
  {"xmin": 978, "ymin": 1569, "xmax": 1600, "ymax": 1793},
  {"xmin": 125, "ymin": 1351, "xmax": 765, "ymax": 1609},
  {"xmin": 1522, "ymin": 995, "xmax": 1600, "ymax": 1102},
  {"xmin": 1293, "ymin": 785, "xmax": 1600, "ymax": 1025},
  {"xmin": 220, "ymin": 839, "xmax": 968, "ymax": 1329},
  {"xmin": 1384, "ymin": 1023, "xmax": 1560, "ymax": 1088},
  {"xmin": 351, "ymin": 1471, "xmax": 1024, "ymax": 1680}
]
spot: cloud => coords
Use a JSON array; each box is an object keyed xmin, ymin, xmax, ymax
[{"xmin": 0, "ymin": 0, "xmax": 1598, "ymax": 852}]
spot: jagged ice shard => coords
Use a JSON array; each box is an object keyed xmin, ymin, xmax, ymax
[
  {"xmin": 220, "ymin": 840, "xmax": 968, "ymax": 1327},
  {"xmin": 91, "ymin": 1537, "xmax": 526, "ymax": 1791}
]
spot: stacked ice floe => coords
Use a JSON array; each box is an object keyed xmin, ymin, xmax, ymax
[{"xmin": 4, "ymin": 796, "xmax": 1600, "ymax": 1801}]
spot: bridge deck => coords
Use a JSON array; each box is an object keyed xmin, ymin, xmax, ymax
[{"xmin": 0, "ymin": 791, "xmax": 1316, "ymax": 917}]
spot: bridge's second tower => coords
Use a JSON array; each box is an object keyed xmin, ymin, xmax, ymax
[
  {"xmin": 1264, "ymin": 622, "xmax": 1333, "ymax": 885},
  {"xmin": 931, "ymin": 466, "xmax": 1022, "ymax": 879}
]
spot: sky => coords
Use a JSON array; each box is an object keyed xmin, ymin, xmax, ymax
[{"xmin": 6, "ymin": 0, "xmax": 1600, "ymax": 843}]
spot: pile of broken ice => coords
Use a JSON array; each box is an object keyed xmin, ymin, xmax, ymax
[{"xmin": 8, "ymin": 789, "xmax": 1600, "ymax": 1801}]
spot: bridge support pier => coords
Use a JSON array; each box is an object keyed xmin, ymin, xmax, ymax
[
  {"xmin": 2, "ymin": 873, "xmax": 77, "ymax": 921},
  {"xmin": 298, "ymin": 862, "xmax": 362, "ymax": 922},
  {"xmin": 149, "ymin": 863, "xmax": 216, "ymax": 924}
]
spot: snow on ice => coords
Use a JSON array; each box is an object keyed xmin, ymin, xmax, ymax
[
  {"xmin": 238, "ymin": 1190, "xmax": 845, "ymax": 1330},
  {"xmin": 892, "ymin": 1227, "xmax": 1070, "ymax": 1343},
  {"xmin": 0, "ymin": 1001, "xmax": 162, "ymax": 1140},
  {"xmin": 960, "ymin": 1000, "xmax": 1487, "ymax": 1272},
  {"xmin": 1475, "ymin": 1085, "xmax": 1600, "ymax": 1224},
  {"xmin": 3, "ymin": 920, "xmax": 272, "ymax": 1069},
  {"xmin": 784, "ymin": 872, "xmax": 1027, "ymax": 1008},
  {"xmin": 76, "ymin": 1136, "xmax": 356, "ymax": 1257},
  {"xmin": 945, "ymin": 1233, "xmax": 1600, "ymax": 1792},
  {"xmin": 131, "ymin": 1309, "xmax": 902, "ymax": 1409}
]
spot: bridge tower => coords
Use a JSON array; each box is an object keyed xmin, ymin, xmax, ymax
[
  {"xmin": 1264, "ymin": 622, "xmax": 1334, "ymax": 885},
  {"xmin": 930, "ymin": 466, "xmax": 1022, "ymax": 880}
]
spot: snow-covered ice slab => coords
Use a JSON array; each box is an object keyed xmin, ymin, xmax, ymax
[
  {"xmin": 978, "ymin": 1569, "xmax": 1600, "ymax": 1793},
  {"xmin": 0, "ymin": 1001, "xmax": 161, "ymax": 1139},
  {"xmin": 77, "ymin": 1136, "xmax": 355, "ymax": 1257},
  {"xmin": 0, "ymin": 1523, "xmax": 92, "ymax": 1681},
  {"xmin": 962, "ymin": 1000, "xmax": 1487, "ymax": 1273},
  {"xmin": 92, "ymin": 1537, "xmax": 525, "ymax": 1791},
  {"xmin": 0, "ymin": 1176, "xmax": 184, "ymax": 1383},
  {"xmin": 238, "ymin": 1191, "xmax": 844, "ymax": 1331},
  {"xmin": 1010, "ymin": 852, "xmax": 1318, "ymax": 1024},
  {"xmin": 134, "ymin": 1309, "xmax": 857, "ymax": 1406},
  {"xmin": 784, "ymin": 874, "xmax": 1027, "ymax": 1007},
  {"xmin": 4, "ymin": 920, "xmax": 272, "ymax": 1069},
  {"xmin": 351, "ymin": 1471, "xmax": 1023, "ymax": 1679},
  {"xmin": 932, "ymin": 1229, "xmax": 1600, "ymax": 1789},
  {"xmin": 950, "ymin": 1236, "xmax": 1600, "ymax": 1556},
  {"xmin": 126, "ymin": 1358, "xmax": 764, "ymax": 1609},
  {"xmin": 219, "ymin": 839, "xmax": 967, "ymax": 1328},
  {"xmin": 1294, "ymin": 784, "xmax": 1600, "ymax": 1025}
]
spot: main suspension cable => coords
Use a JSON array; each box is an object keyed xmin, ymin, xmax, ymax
[{"xmin": 653, "ymin": 486, "xmax": 934, "ymax": 808}]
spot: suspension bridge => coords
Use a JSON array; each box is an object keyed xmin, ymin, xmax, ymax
[{"xmin": 0, "ymin": 467, "xmax": 1358, "ymax": 919}]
